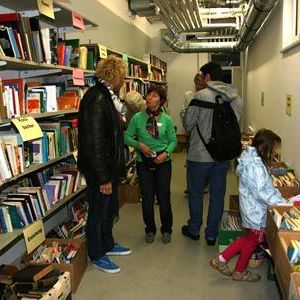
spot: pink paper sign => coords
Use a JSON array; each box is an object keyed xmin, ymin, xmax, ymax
[
  {"xmin": 72, "ymin": 11, "xmax": 85, "ymax": 30},
  {"xmin": 73, "ymin": 69, "xmax": 84, "ymax": 86}
]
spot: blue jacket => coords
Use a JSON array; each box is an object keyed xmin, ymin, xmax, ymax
[{"xmin": 237, "ymin": 147, "xmax": 285, "ymax": 229}]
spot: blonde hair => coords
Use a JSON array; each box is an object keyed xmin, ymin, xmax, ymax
[
  {"xmin": 124, "ymin": 91, "xmax": 145, "ymax": 111},
  {"xmin": 95, "ymin": 55, "xmax": 127, "ymax": 88}
]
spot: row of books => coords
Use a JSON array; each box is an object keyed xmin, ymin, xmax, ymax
[
  {"xmin": 287, "ymin": 240, "xmax": 300, "ymax": 264},
  {"xmin": 0, "ymin": 164, "xmax": 85, "ymax": 233},
  {"xmin": 272, "ymin": 206, "xmax": 300, "ymax": 231},
  {"xmin": 143, "ymin": 54, "xmax": 167, "ymax": 71},
  {"xmin": 49, "ymin": 196, "xmax": 87, "ymax": 240},
  {"xmin": 220, "ymin": 214, "xmax": 243, "ymax": 231},
  {"xmin": 272, "ymin": 172, "xmax": 299, "ymax": 188},
  {"xmin": 0, "ymin": 120, "xmax": 78, "ymax": 183},
  {"xmin": 0, "ymin": 78, "xmax": 85, "ymax": 119},
  {"xmin": 121, "ymin": 80, "xmax": 152, "ymax": 98},
  {"xmin": 0, "ymin": 13, "xmax": 56, "ymax": 64},
  {"xmin": 150, "ymin": 69, "xmax": 166, "ymax": 82}
]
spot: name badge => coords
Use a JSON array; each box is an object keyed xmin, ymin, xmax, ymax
[{"xmin": 157, "ymin": 122, "xmax": 163, "ymax": 127}]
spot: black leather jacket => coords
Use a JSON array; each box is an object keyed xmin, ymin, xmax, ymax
[{"xmin": 77, "ymin": 81, "xmax": 125, "ymax": 186}]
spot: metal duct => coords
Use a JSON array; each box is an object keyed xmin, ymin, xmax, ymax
[{"xmin": 162, "ymin": 0, "xmax": 278, "ymax": 52}]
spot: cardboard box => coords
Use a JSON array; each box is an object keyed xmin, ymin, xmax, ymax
[
  {"xmin": 218, "ymin": 211, "xmax": 244, "ymax": 252},
  {"xmin": 290, "ymin": 273, "xmax": 300, "ymax": 300},
  {"xmin": 275, "ymin": 232, "xmax": 300, "ymax": 299},
  {"xmin": 24, "ymin": 238, "xmax": 87, "ymax": 293},
  {"xmin": 119, "ymin": 183, "xmax": 140, "ymax": 205},
  {"xmin": 266, "ymin": 206, "xmax": 293, "ymax": 260}
]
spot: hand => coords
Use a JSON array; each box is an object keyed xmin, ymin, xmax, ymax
[
  {"xmin": 100, "ymin": 182, "xmax": 112, "ymax": 195},
  {"xmin": 139, "ymin": 143, "xmax": 153, "ymax": 157},
  {"xmin": 154, "ymin": 152, "xmax": 168, "ymax": 164}
]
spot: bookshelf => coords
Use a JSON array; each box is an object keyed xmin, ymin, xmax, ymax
[
  {"xmin": 0, "ymin": 0, "xmax": 97, "ymax": 29},
  {"xmin": 0, "ymin": 152, "xmax": 74, "ymax": 191},
  {"xmin": 0, "ymin": 0, "xmax": 92, "ymax": 265},
  {"xmin": 0, "ymin": 55, "xmax": 96, "ymax": 74},
  {"xmin": 0, "ymin": 186, "xmax": 86, "ymax": 257}
]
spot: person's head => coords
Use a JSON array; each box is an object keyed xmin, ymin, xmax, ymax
[
  {"xmin": 124, "ymin": 91, "xmax": 145, "ymax": 112},
  {"xmin": 194, "ymin": 72, "xmax": 205, "ymax": 91},
  {"xmin": 145, "ymin": 85, "xmax": 167, "ymax": 112},
  {"xmin": 200, "ymin": 62, "xmax": 223, "ymax": 83},
  {"xmin": 251, "ymin": 129, "xmax": 282, "ymax": 166},
  {"xmin": 95, "ymin": 55, "xmax": 127, "ymax": 93}
]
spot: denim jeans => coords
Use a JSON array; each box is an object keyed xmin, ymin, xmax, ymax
[
  {"xmin": 187, "ymin": 160, "xmax": 229, "ymax": 239},
  {"xmin": 137, "ymin": 160, "xmax": 173, "ymax": 234},
  {"xmin": 85, "ymin": 181, "xmax": 119, "ymax": 260}
]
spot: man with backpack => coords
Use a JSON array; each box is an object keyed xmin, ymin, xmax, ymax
[{"xmin": 181, "ymin": 62, "xmax": 243, "ymax": 245}]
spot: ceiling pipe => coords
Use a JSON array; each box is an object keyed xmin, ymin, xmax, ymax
[
  {"xmin": 193, "ymin": 0, "xmax": 202, "ymax": 27},
  {"xmin": 162, "ymin": 0, "xmax": 278, "ymax": 53},
  {"xmin": 186, "ymin": 0, "xmax": 200, "ymax": 28}
]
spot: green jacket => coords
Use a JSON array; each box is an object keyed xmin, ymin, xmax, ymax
[{"xmin": 124, "ymin": 111, "xmax": 178, "ymax": 162}]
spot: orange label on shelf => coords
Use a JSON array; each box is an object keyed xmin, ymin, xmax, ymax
[
  {"xmin": 72, "ymin": 69, "xmax": 84, "ymax": 86},
  {"xmin": 72, "ymin": 11, "xmax": 84, "ymax": 30},
  {"xmin": 37, "ymin": 0, "xmax": 55, "ymax": 20},
  {"xmin": 23, "ymin": 220, "xmax": 45, "ymax": 254},
  {"xmin": 12, "ymin": 117, "xmax": 43, "ymax": 142}
]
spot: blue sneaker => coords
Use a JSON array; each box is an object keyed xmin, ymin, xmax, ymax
[
  {"xmin": 92, "ymin": 256, "xmax": 120, "ymax": 274},
  {"xmin": 106, "ymin": 243, "xmax": 132, "ymax": 256}
]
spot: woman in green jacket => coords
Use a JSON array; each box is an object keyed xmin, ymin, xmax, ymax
[{"xmin": 124, "ymin": 86, "xmax": 177, "ymax": 244}]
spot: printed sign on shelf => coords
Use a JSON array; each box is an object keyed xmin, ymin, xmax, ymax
[
  {"xmin": 72, "ymin": 69, "xmax": 84, "ymax": 86},
  {"xmin": 23, "ymin": 220, "xmax": 45, "ymax": 254},
  {"xmin": 37, "ymin": 0, "xmax": 55, "ymax": 20},
  {"xmin": 12, "ymin": 117, "xmax": 43, "ymax": 142},
  {"xmin": 72, "ymin": 11, "xmax": 85, "ymax": 30},
  {"xmin": 98, "ymin": 45, "xmax": 108, "ymax": 59},
  {"xmin": 122, "ymin": 54, "xmax": 128, "ymax": 63}
]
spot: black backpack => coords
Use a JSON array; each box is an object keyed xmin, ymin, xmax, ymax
[{"xmin": 189, "ymin": 95, "xmax": 242, "ymax": 161}]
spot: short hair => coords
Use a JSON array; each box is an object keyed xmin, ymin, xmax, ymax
[
  {"xmin": 124, "ymin": 91, "xmax": 145, "ymax": 111},
  {"xmin": 146, "ymin": 85, "xmax": 167, "ymax": 105},
  {"xmin": 95, "ymin": 55, "xmax": 127, "ymax": 87},
  {"xmin": 200, "ymin": 62, "xmax": 223, "ymax": 81},
  {"xmin": 251, "ymin": 129, "xmax": 281, "ymax": 166}
]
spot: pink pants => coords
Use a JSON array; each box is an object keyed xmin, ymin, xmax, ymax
[{"xmin": 221, "ymin": 228, "xmax": 265, "ymax": 273}]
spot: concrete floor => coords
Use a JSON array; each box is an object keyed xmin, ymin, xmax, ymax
[{"xmin": 74, "ymin": 153, "xmax": 281, "ymax": 300}]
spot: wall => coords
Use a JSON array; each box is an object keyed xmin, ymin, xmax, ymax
[
  {"xmin": 150, "ymin": 34, "xmax": 209, "ymax": 134},
  {"xmin": 244, "ymin": 1, "xmax": 300, "ymax": 176},
  {"xmin": 66, "ymin": 0, "xmax": 151, "ymax": 59}
]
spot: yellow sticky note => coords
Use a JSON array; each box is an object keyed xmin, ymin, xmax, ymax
[
  {"xmin": 37, "ymin": 0, "xmax": 55, "ymax": 20},
  {"xmin": 98, "ymin": 44, "xmax": 107, "ymax": 59},
  {"xmin": 23, "ymin": 220, "xmax": 45, "ymax": 254},
  {"xmin": 12, "ymin": 117, "xmax": 43, "ymax": 142}
]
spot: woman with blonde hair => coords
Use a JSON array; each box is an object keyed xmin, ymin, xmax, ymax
[{"xmin": 78, "ymin": 55, "xmax": 131, "ymax": 274}]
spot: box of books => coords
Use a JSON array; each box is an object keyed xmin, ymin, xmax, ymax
[
  {"xmin": 266, "ymin": 205, "xmax": 296, "ymax": 261},
  {"xmin": 290, "ymin": 272, "xmax": 300, "ymax": 300},
  {"xmin": 275, "ymin": 231, "xmax": 300, "ymax": 299},
  {"xmin": 119, "ymin": 183, "xmax": 140, "ymax": 205},
  {"xmin": 218, "ymin": 211, "xmax": 244, "ymax": 252},
  {"xmin": 23, "ymin": 238, "xmax": 87, "ymax": 293}
]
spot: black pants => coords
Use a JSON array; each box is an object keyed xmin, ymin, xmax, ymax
[
  {"xmin": 85, "ymin": 181, "xmax": 119, "ymax": 260},
  {"xmin": 137, "ymin": 160, "xmax": 173, "ymax": 234}
]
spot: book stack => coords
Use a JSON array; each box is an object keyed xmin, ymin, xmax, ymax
[
  {"xmin": 29, "ymin": 242, "xmax": 78, "ymax": 264},
  {"xmin": 220, "ymin": 214, "xmax": 243, "ymax": 231},
  {"xmin": 0, "ymin": 164, "xmax": 85, "ymax": 233},
  {"xmin": 11, "ymin": 265, "xmax": 63, "ymax": 299}
]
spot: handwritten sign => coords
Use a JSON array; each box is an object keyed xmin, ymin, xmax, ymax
[
  {"xmin": 72, "ymin": 11, "xmax": 84, "ymax": 30},
  {"xmin": 98, "ymin": 44, "xmax": 108, "ymax": 59},
  {"xmin": 72, "ymin": 69, "xmax": 84, "ymax": 86},
  {"xmin": 12, "ymin": 117, "xmax": 43, "ymax": 142},
  {"xmin": 37, "ymin": 0, "xmax": 55, "ymax": 20},
  {"xmin": 23, "ymin": 220, "xmax": 45, "ymax": 254}
]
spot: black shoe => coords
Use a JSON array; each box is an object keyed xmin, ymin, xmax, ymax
[
  {"xmin": 205, "ymin": 237, "xmax": 216, "ymax": 246},
  {"xmin": 181, "ymin": 225, "xmax": 200, "ymax": 241}
]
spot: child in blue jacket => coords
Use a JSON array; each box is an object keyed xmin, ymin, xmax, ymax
[{"xmin": 210, "ymin": 129, "xmax": 286, "ymax": 282}]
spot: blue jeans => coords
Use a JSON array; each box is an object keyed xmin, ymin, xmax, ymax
[{"xmin": 187, "ymin": 160, "xmax": 229, "ymax": 239}]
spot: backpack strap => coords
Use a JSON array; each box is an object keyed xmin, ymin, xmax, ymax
[{"xmin": 189, "ymin": 98, "xmax": 215, "ymax": 109}]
